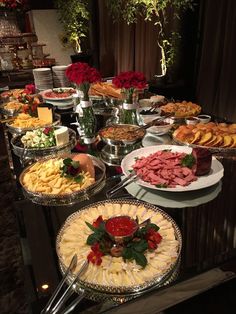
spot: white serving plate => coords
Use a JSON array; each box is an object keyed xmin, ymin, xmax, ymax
[{"xmin": 121, "ymin": 145, "xmax": 224, "ymax": 192}]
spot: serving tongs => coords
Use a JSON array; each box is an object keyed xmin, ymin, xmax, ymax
[
  {"xmin": 129, "ymin": 113, "xmax": 173, "ymax": 134},
  {"xmin": 106, "ymin": 170, "xmax": 140, "ymax": 198},
  {"xmin": 41, "ymin": 255, "xmax": 88, "ymax": 314}
]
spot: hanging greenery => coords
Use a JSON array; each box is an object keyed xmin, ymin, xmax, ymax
[
  {"xmin": 106, "ymin": 0, "xmax": 195, "ymax": 77},
  {"xmin": 54, "ymin": 0, "xmax": 89, "ymax": 53}
]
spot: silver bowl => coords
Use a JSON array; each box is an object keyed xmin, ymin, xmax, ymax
[
  {"xmin": 99, "ymin": 124, "xmax": 146, "ymax": 146},
  {"xmin": 11, "ymin": 127, "xmax": 77, "ymax": 160},
  {"xmin": 56, "ymin": 199, "xmax": 182, "ymax": 297},
  {"xmin": 19, "ymin": 154, "xmax": 106, "ymax": 206}
]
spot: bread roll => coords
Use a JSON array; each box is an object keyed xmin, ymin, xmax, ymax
[{"xmin": 72, "ymin": 154, "xmax": 95, "ymax": 179}]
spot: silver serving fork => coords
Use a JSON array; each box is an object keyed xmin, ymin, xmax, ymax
[{"xmin": 41, "ymin": 255, "xmax": 88, "ymax": 314}]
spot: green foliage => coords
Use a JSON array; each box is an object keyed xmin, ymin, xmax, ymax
[
  {"xmin": 54, "ymin": 0, "xmax": 90, "ymax": 53},
  {"xmin": 106, "ymin": 0, "xmax": 195, "ymax": 75}
]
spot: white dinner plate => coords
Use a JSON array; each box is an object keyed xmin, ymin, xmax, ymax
[
  {"xmin": 121, "ymin": 145, "xmax": 224, "ymax": 192},
  {"xmin": 40, "ymin": 88, "xmax": 75, "ymax": 101}
]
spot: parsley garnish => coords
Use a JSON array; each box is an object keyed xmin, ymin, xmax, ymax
[{"xmin": 181, "ymin": 153, "xmax": 196, "ymax": 168}]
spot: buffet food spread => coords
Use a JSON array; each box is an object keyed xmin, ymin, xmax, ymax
[{"xmin": 1, "ymin": 73, "xmax": 234, "ymax": 308}]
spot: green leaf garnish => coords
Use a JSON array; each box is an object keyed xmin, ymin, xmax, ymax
[
  {"xmin": 156, "ymin": 184, "xmax": 168, "ymax": 188},
  {"xmin": 133, "ymin": 251, "xmax": 147, "ymax": 268},
  {"xmin": 181, "ymin": 154, "xmax": 196, "ymax": 168},
  {"xmin": 63, "ymin": 158, "xmax": 73, "ymax": 166},
  {"xmin": 74, "ymin": 174, "xmax": 84, "ymax": 183},
  {"xmin": 71, "ymin": 160, "xmax": 80, "ymax": 169}
]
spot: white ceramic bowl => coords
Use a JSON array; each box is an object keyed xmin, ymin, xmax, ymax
[
  {"xmin": 138, "ymin": 107, "xmax": 162, "ymax": 124},
  {"xmin": 197, "ymin": 114, "xmax": 211, "ymax": 124},
  {"xmin": 185, "ymin": 117, "xmax": 199, "ymax": 125},
  {"xmin": 147, "ymin": 118, "xmax": 174, "ymax": 135}
]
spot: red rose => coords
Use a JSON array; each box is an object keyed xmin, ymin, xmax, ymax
[
  {"xmin": 66, "ymin": 62, "xmax": 101, "ymax": 85},
  {"xmin": 112, "ymin": 71, "xmax": 147, "ymax": 90}
]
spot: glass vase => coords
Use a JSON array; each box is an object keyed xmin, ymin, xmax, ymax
[
  {"xmin": 75, "ymin": 97, "xmax": 97, "ymax": 143},
  {"xmin": 119, "ymin": 90, "xmax": 140, "ymax": 125}
]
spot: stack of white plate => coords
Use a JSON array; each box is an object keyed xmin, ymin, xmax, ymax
[
  {"xmin": 33, "ymin": 68, "xmax": 53, "ymax": 91},
  {"xmin": 52, "ymin": 65, "xmax": 71, "ymax": 87}
]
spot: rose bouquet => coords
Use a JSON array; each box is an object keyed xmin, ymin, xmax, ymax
[
  {"xmin": 66, "ymin": 62, "xmax": 101, "ymax": 140},
  {"xmin": 112, "ymin": 71, "xmax": 147, "ymax": 124},
  {"xmin": 112, "ymin": 71, "xmax": 147, "ymax": 103},
  {"xmin": 65, "ymin": 62, "xmax": 101, "ymax": 100}
]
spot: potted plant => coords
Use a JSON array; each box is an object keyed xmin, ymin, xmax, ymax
[
  {"xmin": 54, "ymin": 0, "xmax": 90, "ymax": 61},
  {"xmin": 106, "ymin": 0, "xmax": 195, "ymax": 82}
]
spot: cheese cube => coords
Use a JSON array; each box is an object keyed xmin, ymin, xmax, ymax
[{"xmin": 54, "ymin": 126, "xmax": 69, "ymax": 146}]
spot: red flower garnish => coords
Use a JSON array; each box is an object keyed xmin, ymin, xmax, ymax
[
  {"xmin": 92, "ymin": 215, "xmax": 104, "ymax": 228},
  {"xmin": 67, "ymin": 165, "xmax": 81, "ymax": 176},
  {"xmin": 145, "ymin": 228, "xmax": 162, "ymax": 250},
  {"xmin": 87, "ymin": 242, "xmax": 104, "ymax": 266},
  {"xmin": 112, "ymin": 71, "xmax": 147, "ymax": 90},
  {"xmin": 65, "ymin": 62, "xmax": 101, "ymax": 85},
  {"xmin": 43, "ymin": 127, "xmax": 53, "ymax": 135}
]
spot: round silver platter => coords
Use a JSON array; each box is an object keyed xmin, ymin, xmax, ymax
[
  {"xmin": 11, "ymin": 127, "xmax": 77, "ymax": 161},
  {"xmin": 98, "ymin": 124, "xmax": 146, "ymax": 146},
  {"xmin": 6, "ymin": 113, "xmax": 61, "ymax": 135},
  {"xmin": 173, "ymin": 136, "xmax": 236, "ymax": 155},
  {"xmin": 19, "ymin": 154, "xmax": 106, "ymax": 206},
  {"xmin": 56, "ymin": 199, "xmax": 182, "ymax": 302}
]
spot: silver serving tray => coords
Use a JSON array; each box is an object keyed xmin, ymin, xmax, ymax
[
  {"xmin": 99, "ymin": 124, "xmax": 146, "ymax": 146},
  {"xmin": 19, "ymin": 154, "xmax": 106, "ymax": 206},
  {"xmin": 11, "ymin": 127, "xmax": 77, "ymax": 160},
  {"xmin": 61, "ymin": 257, "xmax": 181, "ymax": 303},
  {"xmin": 56, "ymin": 199, "xmax": 182, "ymax": 296},
  {"xmin": 173, "ymin": 136, "xmax": 236, "ymax": 154},
  {"xmin": 6, "ymin": 113, "xmax": 61, "ymax": 135}
]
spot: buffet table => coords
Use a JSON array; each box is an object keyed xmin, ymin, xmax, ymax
[{"xmin": 1, "ymin": 108, "xmax": 236, "ymax": 313}]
